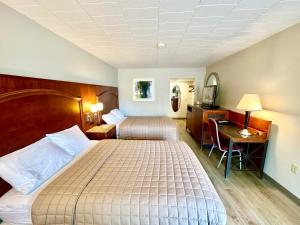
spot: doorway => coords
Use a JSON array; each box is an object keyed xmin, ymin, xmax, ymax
[{"xmin": 169, "ymin": 78, "xmax": 195, "ymax": 118}]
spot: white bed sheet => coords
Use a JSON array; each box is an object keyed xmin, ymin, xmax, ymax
[
  {"xmin": 0, "ymin": 141, "xmax": 99, "ymax": 225},
  {"xmin": 115, "ymin": 117, "xmax": 127, "ymax": 138}
]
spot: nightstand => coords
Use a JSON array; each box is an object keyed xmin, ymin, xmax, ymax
[{"xmin": 85, "ymin": 124, "xmax": 116, "ymax": 140}]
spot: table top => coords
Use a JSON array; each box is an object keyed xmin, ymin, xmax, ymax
[
  {"xmin": 218, "ymin": 122, "xmax": 268, "ymax": 143},
  {"xmin": 86, "ymin": 124, "xmax": 115, "ymax": 133}
]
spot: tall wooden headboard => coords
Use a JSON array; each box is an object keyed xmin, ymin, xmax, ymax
[
  {"xmin": 97, "ymin": 90, "xmax": 119, "ymax": 114},
  {"xmin": 0, "ymin": 89, "xmax": 83, "ymax": 196},
  {"xmin": 0, "ymin": 74, "xmax": 118, "ymax": 130}
]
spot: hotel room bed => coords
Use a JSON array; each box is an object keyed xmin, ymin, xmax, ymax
[
  {"xmin": 117, "ymin": 116, "xmax": 179, "ymax": 141},
  {"xmin": 0, "ymin": 140, "xmax": 226, "ymax": 225},
  {"xmin": 0, "ymin": 88, "xmax": 225, "ymax": 225},
  {"xmin": 98, "ymin": 92, "xmax": 179, "ymax": 141}
]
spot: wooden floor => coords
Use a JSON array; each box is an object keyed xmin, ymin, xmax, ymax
[{"xmin": 175, "ymin": 119, "xmax": 300, "ymax": 225}]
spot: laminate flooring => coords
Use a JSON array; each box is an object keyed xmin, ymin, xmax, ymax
[{"xmin": 175, "ymin": 119, "xmax": 300, "ymax": 225}]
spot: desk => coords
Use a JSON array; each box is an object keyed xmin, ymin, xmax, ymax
[{"xmin": 218, "ymin": 122, "xmax": 269, "ymax": 178}]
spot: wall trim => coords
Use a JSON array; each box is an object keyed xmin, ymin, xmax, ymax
[{"xmin": 263, "ymin": 173, "xmax": 300, "ymax": 206}]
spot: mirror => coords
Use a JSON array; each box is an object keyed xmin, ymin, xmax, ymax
[
  {"xmin": 205, "ymin": 72, "xmax": 220, "ymax": 97},
  {"xmin": 171, "ymin": 85, "xmax": 181, "ymax": 112}
]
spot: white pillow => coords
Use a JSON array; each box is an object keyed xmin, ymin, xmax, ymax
[
  {"xmin": 46, "ymin": 125, "xmax": 91, "ymax": 156},
  {"xmin": 102, "ymin": 113, "xmax": 121, "ymax": 124},
  {"xmin": 0, "ymin": 138, "xmax": 72, "ymax": 194},
  {"xmin": 110, "ymin": 109, "xmax": 125, "ymax": 120}
]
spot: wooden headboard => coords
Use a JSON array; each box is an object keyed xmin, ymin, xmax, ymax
[
  {"xmin": 97, "ymin": 90, "xmax": 119, "ymax": 114},
  {"xmin": 0, "ymin": 89, "xmax": 83, "ymax": 196},
  {"xmin": 0, "ymin": 74, "xmax": 119, "ymax": 131}
]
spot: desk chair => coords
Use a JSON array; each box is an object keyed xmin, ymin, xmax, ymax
[{"xmin": 208, "ymin": 119, "xmax": 243, "ymax": 169}]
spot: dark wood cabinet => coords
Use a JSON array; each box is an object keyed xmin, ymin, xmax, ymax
[
  {"xmin": 186, "ymin": 104, "xmax": 229, "ymax": 146},
  {"xmin": 186, "ymin": 105, "xmax": 193, "ymax": 132}
]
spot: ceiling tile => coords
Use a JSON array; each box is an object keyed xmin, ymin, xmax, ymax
[
  {"xmin": 159, "ymin": 0, "xmax": 199, "ymax": 13},
  {"xmin": 2, "ymin": 0, "xmax": 300, "ymax": 67},
  {"xmin": 132, "ymin": 33, "xmax": 157, "ymax": 39},
  {"xmin": 159, "ymin": 22, "xmax": 187, "ymax": 31},
  {"xmin": 128, "ymin": 19, "xmax": 158, "ymax": 30},
  {"xmin": 236, "ymin": 0, "xmax": 280, "ymax": 10},
  {"xmin": 194, "ymin": 4, "xmax": 235, "ymax": 17},
  {"xmin": 1, "ymin": 0, "xmax": 37, "ymax": 6},
  {"xmin": 132, "ymin": 28, "xmax": 158, "ymax": 35},
  {"xmin": 124, "ymin": 7, "xmax": 158, "ymax": 20},
  {"xmin": 103, "ymin": 24, "xmax": 129, "ymax": 33},
  {"xmin": 225, "ymin": 9, "xmax": 268, "ymax": 20},
  {"xmin": 159, "ymin": 30, "xmax": 183, "ymax": 37},
  {"xmin": 217, "ymin": 19, "xmax": 255, "ymax": 30},
  {"xmin": 187, "ymin": 25, "xmax": 214, "ymax": 33},
  {"xmin": 67, "ymin": 21, "xmax": 99, "ymax": 30},
  {"xmin": 119, "ymin": 0, "xmax": 159, "ymax": 9},
  {"xmin": 78, "ymin": 0, "xmax": 118, "ymax": 3},
  {"xmin": 200, "ymin": 0, "xmax": 240, "ymax": 4},
  {"xmin": 37, "ymin": 0, "xmax": 81, "ymax": 11},
  {"xmin": 265, "ymin": 1, "xmax": 300, "ymax": 16},
  {"xmin": 159, "ymin": 12, "xmax": 193, "ymax": 23},
  {"xmin": 81, "ymin": 2, "xmax": 122, "ymax": 16},
  {"xmin": 93, "ymin": 15, "xmax": 124, "ymax": 26},
  {"xmin": 54, "ymin": 10, "xmax": 91, "ymax": 23},
  {"xmin": 189, "ymin": 16, "xmax": 223, "ymax": 26}
]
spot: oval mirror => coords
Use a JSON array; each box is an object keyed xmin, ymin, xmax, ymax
[
  {"xmin": 171, "ymin": 85, "xmax": 181, "ymax": 112},
  {"xmin": 205, "ymin": 72, "xmax": 220, "ymax": 97}
]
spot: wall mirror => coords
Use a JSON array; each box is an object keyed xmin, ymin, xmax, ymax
[
  {"xmin": 205, "ymin": 72, "xmax": 220, "ymax": 97},
  {"xmin": 171, "ymin": 85, "xmax": 181, "ymax": 112}
]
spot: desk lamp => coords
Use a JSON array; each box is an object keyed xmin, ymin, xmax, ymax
[{"xmin": 236, "ymin": 94, "xmax": 262, "ymax": 136}]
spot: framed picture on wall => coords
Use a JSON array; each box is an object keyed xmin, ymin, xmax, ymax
[{"xmin": 133, "ymin": 78, "xmax": 155, "ymax": 101}]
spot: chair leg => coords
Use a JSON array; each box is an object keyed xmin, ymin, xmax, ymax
[
  {"xmin": 217, "ymin": 151, "xmax": 227, "ymax": 168},
  {"xmin": 208, "ymin": 145, "xmax": 215, "ymax": 158},
  {"xmin": 238, "ymin": 151, "xmax": 242, "ymax": 170}
]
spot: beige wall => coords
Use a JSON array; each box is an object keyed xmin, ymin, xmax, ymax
[
  {"xmin": 207, "ymin": 23, "xmax": 300, "ymax": 198},
  {"xmin": 0, "ymin": 3, "xmax": 117, "ymax": 86},
  {"xmin": 118, "ymin": 68, "xmax": 206, "ymax": 116}
]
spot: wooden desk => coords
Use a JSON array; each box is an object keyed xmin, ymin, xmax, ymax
[
  {"xmin": 186, "ymin": 104, "xmax": 229, "ymax": 145},
  {"xmin": 218, "ymin": 122, "xmax": 269, "ymax": 178}
]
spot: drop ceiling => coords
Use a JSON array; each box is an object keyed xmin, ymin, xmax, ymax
[{"xmin": 2, "ymin": 0, "xmax": 300, "ymax": 68}]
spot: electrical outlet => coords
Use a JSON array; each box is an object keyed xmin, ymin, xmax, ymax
[{"xmin": 291, "ymin": 163, "xmax": 298, "ymax": 175}]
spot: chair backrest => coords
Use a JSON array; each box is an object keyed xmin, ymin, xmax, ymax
[{"xmin": 208, "ymin": 119, "xmax": 221, "ymax": 148}]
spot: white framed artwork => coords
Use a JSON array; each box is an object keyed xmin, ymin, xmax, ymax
[{"xmin": 132, "ymin": 78, "xmax": 155, "ymax": 101}]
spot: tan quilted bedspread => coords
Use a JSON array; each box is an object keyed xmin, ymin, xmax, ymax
[
  {"xmin": 119, "ymin": 117, "xmax": 179, "ymax": 141},
  {"xmin": 32, "ymin": 140, "xmax": 226, "ymax": 225}
]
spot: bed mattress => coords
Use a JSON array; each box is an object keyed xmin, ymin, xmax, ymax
[
  {"xmin": 0, "ymin": 141, "xmax": 99, "ymax": 225},
  {"xmin": 31, "ymin": 140, "xmax": 226, "ymax": 225},
  {"xmin": 119, "ymin": 116, "xmax": 179, "ymax": 141}
]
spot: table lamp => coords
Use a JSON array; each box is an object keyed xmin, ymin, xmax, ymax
[
  {"xmin": 236, "ymin": 94, "xmax": 262, "ymax": 136},
  {"xmin": 96, "ymin": 102, "xmax": 104, "ymax": 125},
  {"xmin": 90, "ymin": 104, "xmax": 98, "ymax": 123}
]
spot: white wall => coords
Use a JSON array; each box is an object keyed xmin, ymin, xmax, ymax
[
  {"xmin": 0, "ymin": 3, "xmax": 117, "ymax": 86},
  {"xmin": 169, "ymin": 80, "xmax": 195, "ymax": 118},
  {"xmin": 207, "ymin": 23, "xmax": 300, "ymax": 198},
  {"xmin": 118, "ymin": 68, "xmax": 206, "ymax": 116}
]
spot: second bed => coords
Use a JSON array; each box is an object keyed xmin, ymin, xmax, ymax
[
  {"xmin": 103, "ymin": 109, "xmax": 179, "ymax": 141},
  {"xmin": 118, "ymin": 116, "xmax": 179, "ymax": 141}
]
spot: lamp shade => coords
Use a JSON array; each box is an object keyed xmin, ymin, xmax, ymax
[
  {"xmin": 236, "ymin": 94, "xmax": 262, "ymax": 111},
  {"xmin": 96, "ymin": 102, "xmax": 104, "ymax": 111},
  {"xmin": 90, "ymin": 104, "xmax": 97, "ymax": 113}
]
